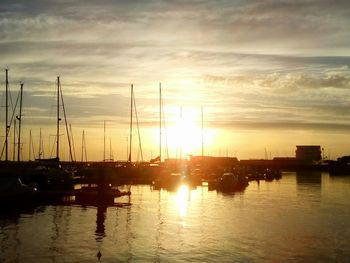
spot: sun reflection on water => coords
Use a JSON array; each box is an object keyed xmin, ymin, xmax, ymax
[{"xmin": 175, "ymin": 184, "xmax": 190, "ymax": 217}]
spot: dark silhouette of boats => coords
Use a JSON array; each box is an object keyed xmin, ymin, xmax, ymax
[
  {"xmin": 327, "ymin": 157, "xmax": 350, "ymax": 176},
  {"xmin": 206, "ymin": 171, "xmax": 249, "ymax": 193},
  {"xmin": 217, "ymin": 172, "xmax": 249, "ymax": 192},
  {"xmin": 74, "ymin": 184, "xmax": 131, "ymax": 206},
  {"xmin": 153, "ymin": 171, "xmax": 187, "ymax": 191},
  {"xmin": 0, "ymin": 176, "xmax": 38, "ymax": 207},
  {"xmin": 263, "ymin": 168, "xmax": 282, "ymax": 181}
]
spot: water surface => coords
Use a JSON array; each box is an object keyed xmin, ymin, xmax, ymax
[{"xmin": 1, "ymin": 172, "xmax": 350, "ymax": 262}]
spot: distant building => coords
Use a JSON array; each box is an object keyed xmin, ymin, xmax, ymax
[{"xmin": 295, "ymin": 145, "xmax": 321, "ymax": 164}]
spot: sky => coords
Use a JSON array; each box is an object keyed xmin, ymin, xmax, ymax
[{"xmin": 1, "ymin": 0, "xmax": 350, "ymax": 161}]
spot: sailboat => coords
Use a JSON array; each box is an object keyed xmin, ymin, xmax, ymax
[
  {"xmin": 35, "ymin": 76, "xmax": 74, "ymax": 163},
  {"xmin": 33, "ymin": 76, "xmax": 75, "ymax": 190}
]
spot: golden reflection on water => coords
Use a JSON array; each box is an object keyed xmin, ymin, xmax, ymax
[{"xmin": 175, "ymin": 184, "xmax": 190, "ymax": 217}]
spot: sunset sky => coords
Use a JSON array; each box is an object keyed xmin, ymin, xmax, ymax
[{"xmin": 1, "ymin": 0, "xmax": 350, "ymax": 161}]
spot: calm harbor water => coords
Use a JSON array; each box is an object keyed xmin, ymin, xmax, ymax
[{"xmin": 1, "ymin": 172, "xmax": 350, "ymax": 262}]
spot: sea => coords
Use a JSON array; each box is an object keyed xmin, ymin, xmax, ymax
[{"xmin": 1, "ymin": 172, "xmax": 350, "ymax": 262}]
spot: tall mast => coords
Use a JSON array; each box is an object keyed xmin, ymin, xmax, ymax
[
  {"xmin": 56, "ymin": 76, "xmax": 60, "ymax": 160},
  {"xmin": 159, "ymin": 82, "xmax": 162, "ymax": 163},
  {"xmin": 29, "ymin": 130, "xmax": 32, "ymax": 161},
  {"xmin": 39, "ymin": 128, "xmax": 42, "ymax": 159},
  {"xmin": 201, "ymin": 106, "xmax": 204, "ymax": 157},
  {"xmin": 103, "ymin": 120, "xmax": 106, "ymax": 162},
  {"xmin": 81, "ymin": 129, "xmax": 87, "ymax": 162},
  {"xmin": 13, "ymin": 119, "xmax": 16, "ymax": 161},
  {"xmin": 17, "ymin": 82, "xmax": 23, "ymax": 162},
  {"xmin": 81, "ymin": 130, "xmax": 84, "ymax": 162},
  {"xmin": 59, "ymin": 81, "xmax": 74, "ymax": 162},
  {"xmin": 128, "ymin": 84, "xmax": 133, "ymax": 163},
  {"xmin": 5, "ymin": 69, "xmax": 9, "ymax": 161},
  {"xmin": 109, "ymin": 137, "xmax": 112, "ymax": 161}
]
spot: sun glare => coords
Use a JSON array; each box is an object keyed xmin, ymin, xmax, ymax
[
  {"xmin": 163, "ymin": 107, "xmax": 215, "ymax": 157},
  {"xmin": 175, "ymin": 184, "xmax": 190, "ymax": 217}
]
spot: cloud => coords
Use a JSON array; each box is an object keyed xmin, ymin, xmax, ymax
[{"xmin": 1, "ymin": 0, "xmax": 350, "ymax": 159}]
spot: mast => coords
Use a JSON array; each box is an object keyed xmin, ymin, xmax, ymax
[
  {"xmin": 81, "ymin": 130, "xmax": 84, "ymax": 162},
  {"xmin": 81, "ymin": 129, "xmax": 87, "ymax": 162},
  {"xmin": 201, "ymin": 106, "xmax": 204, "ymax": 157},
  {"xmin": 56, "ymin": 76, "xmax": 60, "ymax": 160},
  {"xmin": 109, "ymin": 137, "xmax": 112, "ymax": 161},
  {"xmin": 29, "ymin": 130, "xmax": 32, "ymax": 161},
  {"xmin": 59, "ymin": 81, "xmax": 74, "ymax": 162},
  {"xmin": 128, "ymin": 84, "xmax": 133, "ymax": 163},
  {"xmin": 17, "ymin": 82, "xmax": 23, "ymax": 162},
  {"xmin": 13, "ymin": 119, "xmax": 16, "ymax": 161},
  {"xmin": 133, "ymin": 90, "xmax": 143, "ymax": 162},
  {"xmin": 103, "ymin": 120, "xmax": 106, "ymax": 162},
  {"xmin": 5, "ymin": 69, "xmax": 9, "ymax": 161},
  {"xmin": 39, "ymin": 128, "xmax": 42, "ymax": 159},
  {"xmin": 159, "ymin": 82, "xmax": 162, "ymax": 163}
]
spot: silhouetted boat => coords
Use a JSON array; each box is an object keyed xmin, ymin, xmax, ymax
[
  {"xmin": 74, "ymin": 184, "xmax": 131, "ymax": 206},
  {"xmin": 0, "ymin": 176, "xmax": 38, "ymax": 207},
  {"xmin": 217, "ymin": 172, "xmax": 249, "ymax": 192},
  {"xmin": 29, "ymin": 77, "xmax": 76, "ymax": 190},
  {"xmin": 328, "ymin": 163, "xmax": 350, "ymax": 176},
  {"xmin": 263, "ymin": 168, "xmax": 282, "ymax": 181},
  {"xmin": 153, "ymin": 171, "xmax": 186, "ymax": 190}
]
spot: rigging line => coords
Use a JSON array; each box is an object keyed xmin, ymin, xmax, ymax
[
  {"xmin": 161, "ymin": 97, "xmax": 169, "ymax": 159},
  {"xmin": 81, "ymin": 130, "xmax": 84, "ymax": 162},
  {"xmin": 29, "ymin": 130, "xmax": 31, "ymax": 161},
  {"xmin": 41, "ymin": 134, "xmax": 45, "ymax": 158},
  {"xmin": 17, "ymin": 83, "xmax": 23, "ymax": 162},
  {"xmin": 0, "ymin": 87, "xmax": 20, "ymax": 160},
  {"xmin": 13, "ymin": 119, "xmax": 16, "ymax": 161},
  {"xmin": 29, "ymin": 129, "xmax": 37, "ymax": 160},
  {"xmin": 38, "ymin": 128, "xmax": 42, "ymax": 159},
  {"xmin": 8, "ymin": 80, "xmax": 14, "ymax": 117},
  {"xmin": 70, "ymin": 124, "xmax": 77, "ymax": 161},
  {"xmin": 109, "ymin": 136, "xmax": 113, "ymax": 161},
  {"xmin": 32, "ymin": 135, "xmax": 36, "ymax": 160},
  {"xmin": 83, "ymin": 131, "xmax": 88, "ymax": 162},
  {"xmin": 133, "ymin": 91, "xmax": 144, "ymax": 162},
  {"xmin": 32, "ymin": 134, "xmax": 36, "ymax": 160},
  {"xmin": 128, "ymin": 84, "xmax": 133, "ymax": 162},
  {"xmin": 49, "ymin": 134, "xmax": 56, "ymax": 159},
  {"xmin": 38, "ymin": 128, "xmax": 44, "ymax": 159},
  {"xmin": 59, "ymin": 81, "xmax": 74, "ymax": 162}
]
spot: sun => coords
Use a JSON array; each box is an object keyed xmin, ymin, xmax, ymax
[
  {"xmin": 166, "ymin": 108, "xmax": 202, "ymax": 157},
  {"xmin": 150, "ymin": 106, "xmax": 216, "ymax": 159}
]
